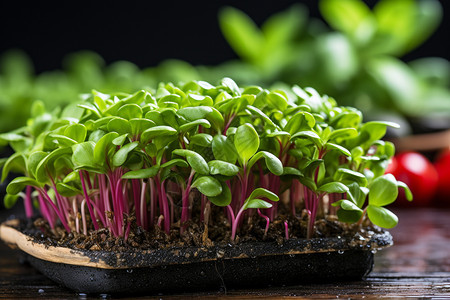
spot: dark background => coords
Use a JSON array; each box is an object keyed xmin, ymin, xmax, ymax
[{"xmin": 0, "ymin": 0, "xmax": 448, "ymax": 73}]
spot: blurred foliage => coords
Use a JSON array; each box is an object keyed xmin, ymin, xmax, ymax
[
  {"xmin": 216, "ymin": 0, "xmax": 450, "ymax": 130},
  {"xmin": 0, "ymin": 0, "xmax": 449, "ymax": 136}
]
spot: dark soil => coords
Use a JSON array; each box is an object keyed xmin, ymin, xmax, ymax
[{"xmin": 17, "ymin": 203, "xmax": 381, "ymax": 253}]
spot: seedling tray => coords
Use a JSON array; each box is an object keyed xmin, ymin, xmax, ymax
[{"xmin": 0, "ymin": 219, "xmax": 392, "ymax": 295}]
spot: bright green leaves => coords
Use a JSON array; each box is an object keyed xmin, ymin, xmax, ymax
[
  {"xmin": 208, "ymin": 160, "xmax": 240, "ymax": 177},
  {"xmin": 191, "ymin": 176, "xmax": 222, "ymax": 197},
  {"xmin": 320, "ymin": 0, "xmax": 372, "ymax": 42},
  {"xmin": 247, "ymin": 151, "xmax": 283, "ymax": 176},
  {"xmin": 122, "ymin": 166, "xmax": 160, "ymax": 179},
  {"xmin": 208, "ymin": 181, "xmax": 232, "ymax": 207},
  {"xmin": 367, "ymin": 205, "xmax": 398, "ymax": 228},
  {"xmin": 64, "ymin": 124, "xmax": 87, "ymax": 143},
  {"xmin": 318, "ymin": 182, "xmax": 349, "ymax": 194},
  {"xmin": 364, "ymin": 174, "xmax": 409, "ymax": 228},
  {"xmin": 243, "ymin": 188, "xmax": 279, "ymax": 210},
  {"xmin": 212, "ymin": 135, "xmax": 237, "ymax": 164},
  {"xmin": 72, "ymin": 142, "xmax": 96, "ymax": 170},
  {"xmin": 172, "ymin": 149, "xmax": 209, "ymax": 175},
  {"xmin": 141, "ymin": 126, "xmax": 177, "ymax": 144},
  {"xmin": 234, "ymin": 124, "xmax": 260, "ymax": 166},
  {"xmin": 368, "ymin": 173, "xmax": 398, "ymax": 207},
  {"xmin": 112, "ymin": 142, "xmax": 139, "ymax": 167},
  {"xmin": 6, "ymin": 176, "xmax": 42, "ymax": 195},
  {"xmin": 93, "ymin": 132, "xmax": 119, "ymax": 166}
]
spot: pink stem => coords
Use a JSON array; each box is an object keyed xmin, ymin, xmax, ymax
[
  {"xmin": 38, "ymin": 192, "xmax": 55, "ymax": 229},
  {"xmin": 24, "ymin": 186, "xmax": 33, "ymax": 218},
  {"xmin": 284, "ymin": 221, "xmax": 289, "ymax": 240},
  {"xmin": 79, "ymin": 171, "xmax": 99, "ymax": 231},
  {"xmin": 40, "ymin": 188, "xmax": 70, "ymax": 232},
  {"xmin": 257, "ymin": 209, "xmax": 270, "ymax": 235}
]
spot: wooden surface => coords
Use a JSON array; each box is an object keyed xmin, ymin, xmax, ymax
[{"xmin": 1, "ymin": 207, "xmax": 449, "ymax": 299}]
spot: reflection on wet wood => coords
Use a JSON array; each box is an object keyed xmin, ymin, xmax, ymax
[{"xmin": 0, "ymin": 208, "xmax": 449, "ymax": 299}]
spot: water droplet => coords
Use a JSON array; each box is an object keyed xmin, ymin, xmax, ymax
[
  {"xmin": 337, "ymin": 236, "xmax": 341, "ymax": 239},
  {"xmin": 38, "ymin": 289, "xmax": 44, "ymax": 293},
  {"xmin": 89, "ymin": 276, "xmax": 94, "ymax": 282},
  {"xmin": 77, "ymin": 293, "xmax": 87, "ymax": 299},
  {"xmin": 289, "ymin": 254, "xmax": 295, "ymax": 258},
  {"xmin": 326, "ymin": 252, "xmax": 331, "ymax": 256},
  {"xmin": 337, "ymin": 250, "xmax": 344, "ymax": 254},
  {"xmin": 200, "ymin": 271, "xmax": 205, "ymax": 276},
  {"xmin": 100, "ymin": 294, "xmax": 110, "ymax": 299},
  {"xmin": 126, "ymin": 269, "xmax": 133, "ymax": 273},
  {"xmin": 371, "ymin": 249, "xmax": 377, "ymax": 254}
]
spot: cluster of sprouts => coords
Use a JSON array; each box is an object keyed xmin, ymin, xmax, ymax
[{"xmin": 1, "ymin": 78, "xmax": 411, "ymax": 242}]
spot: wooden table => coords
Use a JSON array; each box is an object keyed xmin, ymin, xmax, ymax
[{"xmin": 1, "ymin": 208, "xmax": 449, "ymax": 299}]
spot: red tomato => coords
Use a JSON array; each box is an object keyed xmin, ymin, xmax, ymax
[
  {"xmin": 386, "ymin": 151, "xmax": 438, "ymax": 207},
  {"xmin": 434, "ymin": 148, "xmax": 450, "ymax": 206}
]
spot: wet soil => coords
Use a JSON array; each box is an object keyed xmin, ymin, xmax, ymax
[{"xmin": 16, "ymin": 204, "xmax": 382, "ymax": 253}]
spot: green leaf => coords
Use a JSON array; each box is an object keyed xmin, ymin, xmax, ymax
[
  {"xmin": 190, "ymin": 134, "xmax": 213, "ymax": 147},
  {"xmin": 245, "ymin": 199, "xmax": 273, "ymax": 210},
  {"xmin": 234, "ymin": 124, "xmax": 260, "ymax": 165},
  {"xmin": 246, "ymin": 105, "xmax": 277, "ymax": 129},
  {"xmin": 397, "ymin": 181, "xmax": 413, "ymax": 201},
  {"xmin": 107, "ymin": 117, "xmax": 132, "ymax": 135},
  {"xmin": 208, "ymin": 160, "xmax": 240, "ymax": 176},
  {"xmin": 112, "ymin": 142, "xmax": 139, "ymax": 167},
  {"xmin": 329, "ymin": 128, "xmax": 358, "ymax": 141},
  {"xmin": 72, "ymin": 141, "xmax": 96, "ymax": 169},
  {"xmin": 337, "ymin": 208, "xmax": 363, "ymax": 223},
  {"xmin": 247, "ymin": 187, "xmax": 279, "ymax": 202},
  {"xmin": 161, "ymin": 159, "xmax": 189, "ymax": 169},
  {"xmin": 179, "ymin": 119, "xmax": 211, "ymax": 133},
  {"xmin": 284, "ymin": 111, "xmax": 315, "ymax": 135},
  {"xmin": 64, "ymin": 124, "xmax": 87, "ymax": 143},
  {"xmin": 267, "ymin": 92, "xmax": 288, "ymax": 111},
  {"xmin": 291, "ymin": 130, "xmax": 322, "ymax": 146},
  {"xmin": 177, "ymin": 106, "xmax": 213, "ymax": 121},
  {"xmin": 36, "ymin": 147, "xmax": 73, "ymax": 182},
  {"xmin": 4, "ymin": 194, "xmax": 19, "ymax": 209},
  {"xmin": 187, "ymin": 94, "xmax": 214, "ymax": 106},
  {"xmin": 369, "ymin": 174, "xmax": 398, "ymax": 207},
  {"xmin": 192, "ymin": 176, "xmax": 222, "ymax": 197},
  {"xmin": 219, "ymin": 7, "xmax": 264, "ymax": 63},
  {"xmin": 172, "ymin": 149, "xmax": 209, "ymax": 175},
  {"xmin": 325, "ymin": 143, "xmax": 351, "ymax": 157},
  {"xmin": 93, "ymin": 132, "xmax": 119, "ymax": 165},
  {"xmin": 27, "ymin": 151, "xmax": 47, "ymax": 179},
  {"xmin": 367, "ymin": 205, "xmax": 398, "ymax": 228},
  {"xmin": 208, "ymin": 181, "xmax": 232, "ymax": 207},
  {"xmin": 141, "ymin": 126, "xmax": 177, "ymax": 144},
  {"xmin": 117, "ymin": 103, "xmax": 143, "ymax": 120},
  {"xmin": 212, "ymin": 135, "xmax": 237, "ymax": 164},
  {"xmin": 122, "ymin": 166, "xmax": 160, "ymax": 179},
  {"xmin": 56, "ymin": 183, "xmax": 82, "ymax": 197},
  {"xmin": 247, "ymin": 151, "xmax": 283, "ymax": 176},
  {"xmin": 332, "ymin": 199, "xmax": 362, "ymax": 212},
  {"xmin": 6, "ymin": 177, "xmax": 41, "ymax": 195},
  {"xmin": 320, "ymin": 0, "xmax": 372, "ymax": 39},
  {"xmin": 317, "ymin": 182, "xmax": 349, "ymax": 194},
  {"xmin": 335, "ymin": 168, "xmax": 368, "ymax": 187},
  {"xmin": 221, "ymin": 77, "xmax": 241, "ymax": 96},
  {"xmin": 2, "ymin": 153, "xmax": 26, "ymax": 182},
  {"xmin": 129, "ymin": 118, "xmax": 154, "ymax": 136}
]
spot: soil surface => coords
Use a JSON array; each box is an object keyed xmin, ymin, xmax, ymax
[{"xmin": 15, "ymin": 204, "xmax": 382, "ymax": 253}]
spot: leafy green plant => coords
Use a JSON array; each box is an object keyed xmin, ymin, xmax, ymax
[{"xmin": 1, "ymin": 78, "xmax": 411, "ymax": 243}]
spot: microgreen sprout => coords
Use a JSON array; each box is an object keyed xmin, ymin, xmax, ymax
[{"xmin": 1, "ymin": 77, "xmax": 412, "ymax": 243}]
